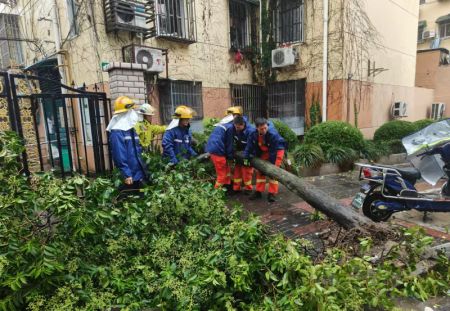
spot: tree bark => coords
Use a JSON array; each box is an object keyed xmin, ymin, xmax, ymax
[
  {"xmin": 234, "ymin": 152, "xmax": 376, "ymax": 230},
  {"xmin": 198, "ymin": 152, "xmax": 385, "ymax": 231}
]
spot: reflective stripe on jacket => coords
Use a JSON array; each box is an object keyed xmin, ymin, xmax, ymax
[
  {"xmin": 205, "ymin": 123, "xmax": 234, "ymax": 157},
  {"xmin": 109, "ymin": 129, "xmax": 147, "ymax": 181},
  {"xmin": 162, "ymin": 126, "xmax": 198, "ymax": 164}
]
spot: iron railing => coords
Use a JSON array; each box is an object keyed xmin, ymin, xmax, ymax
[
  {"xmin": 230, "ymin": 83, "xmax": 264, "ymax": 122},
  {"xmin": 274, "ymin": 0, "xmax": 304, "ymax": 43}
]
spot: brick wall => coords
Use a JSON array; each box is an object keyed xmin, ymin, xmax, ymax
[{"xmin": 106, "ymin": 62, "xmax": 147, "ymax": 107}]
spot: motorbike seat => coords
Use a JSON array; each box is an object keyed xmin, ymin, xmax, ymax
[{"xmin": 396, "ymin": 167, "xmax": 421, "ymax": 184}]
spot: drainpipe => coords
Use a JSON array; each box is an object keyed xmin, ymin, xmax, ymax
[
  {"xmin": 322, "ymin": 0, "xmax": 328, "ymax": 122},
  {"xmin": 51, "ymin": 0, "xmax": 67, "ymax": 88}
]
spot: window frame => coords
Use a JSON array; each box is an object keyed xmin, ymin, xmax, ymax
[
  {"xmin": 273, "ymin": 0, "xmax": 304, "ymax": 44},
  {"xmin": 0, "ymin": 13, "xmax": 23, "ymax": 69},
  {"xmin": 440, "ymin": 22, "xmax": 450, "ymax": 39},
  {"xmin": 158, "ymin": 79, "xmax": 203, "ymax": 127},
  {"xmin": 230, "ymin": 84, "xmax": 263, "ymax": 122},
  {"xmin": 418, "ymin": 25, "xmax": 425, "ymax": 42},
  {"xmin": 229, "ymin": 0, "xmax": 258, "ymax": 51},
  {"xmin": 66, "ymin": 0, "xmax": 80, "ymax": 38},
  {"xmin": 155, "ymin": 0, "xmax": 197, "ymax": 42},
  {"xmin": 267, "ymin": 79, "xmax": 306, "ymax": 135}
]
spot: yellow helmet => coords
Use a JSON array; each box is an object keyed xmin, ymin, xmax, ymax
[
  {"xmin": 173, "ymin": 105, "xmax": 196, "ymax": 119},
  {"xmin": 137, "ymin": 103, "xmax": 155, "ymax": 116},
  {"xmin": 114, "ymin": 96, "xmax": 136, "ymax": 115},
  {"xmin": 226, "ymin": 106, "xmax": 243, "ymax": 116}
]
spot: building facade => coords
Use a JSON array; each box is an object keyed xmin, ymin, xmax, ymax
[{"xmin": 0, "ymin": 0, "xmax": 433, "ymax": 140}]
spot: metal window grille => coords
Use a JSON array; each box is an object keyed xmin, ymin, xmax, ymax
[
  {"xmin": 274, "ymin": 0, "xmax": 304, "ymax": 43},
  {"xmin": 268, "ymin": 79, "xmax": 305, "ymax": 135},
  {"xmin": 152, "ymin": 0, "xmax": 197, "ymax": 42},
  {"xmin": 0, "ymin": 14, "xmax": 23, "ymax": 69},
  {"xmin": 229, "ymin": 0, "xmax": 258, "ymax": 50},
  {"xmin": 230, "ymin": 84, "xmax": 263, "ymax": 122},
  {"xmin": 66, "ymin": 0, "xmax": 80, "ymax": 37},
  {"xmin": 159, "ymin": 79, "xmax": 203, "ymax": 125}
]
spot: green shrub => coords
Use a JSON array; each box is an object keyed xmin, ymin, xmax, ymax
[
  {"xmin": 291, "ymin": 144, "xmax": 324, "ymax": 168},
  {"xmin": 304, "ymin": 121, "xmax": 365, "ymax": 153},
  {"xmin": 361, "ymin": 140, "xmax": 391, "ymax": 161},
  {"xmin": 387, "ymin": 139, "xmax": 406, "ymax": 154},
  {"xmin": 325, "ymin": 146, "xmax": 358, "ymax": 166},
  {"xmin": 414, "ymin": 119, "xmax": 435, "ymax": 131},
  {"xmin": 192, "ymin": 118, "xmax": 220, "ymax": 154},
  {"xmin": 373, "ymin": 120, "xmax": 417, "ymax": 142},
  {"xmin": 271, "ymin": 119, "xmax": 299, "ymax": 151}
]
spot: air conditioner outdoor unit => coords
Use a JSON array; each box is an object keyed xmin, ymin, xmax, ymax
[
  {"xmin": 391, "ymin": 101, "xmax": 408, "ymax": 118},
  {"xmin": 124, "ymin": 45, "xmax": 165, "ymax": 73},
  {"xmin": 430, "ymin": 102, "xmax": 446, "ymax": 120},
  {"xmin": 422, "ymin": 30, "xmax": 436, "ymax": 40},
  {"xmin": 115, "ymin": 1, "xmax": 147, "ymax": 30},
  {"xmin": 271, "ymin": 47, "xmax": 297, "ymax": 68}
]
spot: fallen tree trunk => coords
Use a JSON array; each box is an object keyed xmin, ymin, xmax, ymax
[
  {"xmin": 198, "ymin": 152, "xmax": 386, "ymax": 231},
  {"xmin": 233, "ymin": 152, "xmax": 380, "ymax": 230}
]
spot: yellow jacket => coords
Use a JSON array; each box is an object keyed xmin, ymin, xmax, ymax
[{"xmin": 135, "ymin": 120, "xmax": 166, "ymax": 148}]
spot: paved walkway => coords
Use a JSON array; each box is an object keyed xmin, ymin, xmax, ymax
[{"xmin": 231, "ymin": 170, "xmax": 450, "ymax": 242}]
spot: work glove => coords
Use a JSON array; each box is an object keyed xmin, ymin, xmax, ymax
[{"xmin": 243, "ymin": 159, "xmax": 250, "ymax": 167}]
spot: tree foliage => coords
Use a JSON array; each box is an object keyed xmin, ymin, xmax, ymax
[{"xmin": 1, "ymin": 131, "xmax": 450, "ymax": 310}]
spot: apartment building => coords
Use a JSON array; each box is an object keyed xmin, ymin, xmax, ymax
[
  {"xmin": 416, "ymin": 0, "xmax": 450, "ymax": 119},
  {"xmin": 0, "ymin": 0, "xmax": 432, "ymax": 139}
]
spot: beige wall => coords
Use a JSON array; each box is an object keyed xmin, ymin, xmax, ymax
[
  {"xmin": 14, "ymin": 0, "xmax": 254, "ymax": 89},
  {"xmin": 418, "ymin": 0, "xmax": 450, "ymax": 51},
  {"xmin": 416, "ymin": 49, "xmax": 450, "ymax": 117}
]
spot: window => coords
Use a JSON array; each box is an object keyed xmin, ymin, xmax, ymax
[
  {"xmin": 158, "ymin": 79, "xmax": 203, "ymax": 128},
  {"xmin": 0, "ymin": 14, "xmax": 23, "ymax": 69},
  {"xmin": 440, "ymin": 22, "xmax": 450, "ymax": 38},
  {"xmin": 66, "ymin": 0, "xmax": 80, "ymax": 38},
  {"xmin": 268, "ymin": 79, "xmax": 305, "ymax": 135},
  {"xmin": 418, "ymin": 25, "xmax": 425, "ymax": 42},
  {"xmin": 229, "ymin": 0, "xmax": 258, "ymax": 51},
  {"xmin": 155, "ymin": 0, "xmax": 196, "ymax": 42},
  {"xmin": 274, "ymin": 0, "xmax": 304, "ymax": 43},
  {"xmin": 230, "ymin": 84, "xmax": 263, "ymax": 122}
]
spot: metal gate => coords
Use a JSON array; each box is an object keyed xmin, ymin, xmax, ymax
[{"xmin": 0, "ymin": 72, "xmax": 112, "ymax": 177}]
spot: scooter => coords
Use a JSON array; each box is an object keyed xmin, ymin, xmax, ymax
[{"xmin": 352, "ymin": 119, "xmax": 450, "ymax": 222}]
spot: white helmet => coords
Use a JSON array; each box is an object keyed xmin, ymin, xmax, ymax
[{"xmin": 137, "ymin": 103, "xmax": 155, "ymax": 116}]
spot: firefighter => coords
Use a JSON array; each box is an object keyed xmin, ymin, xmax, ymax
[
  {"xmin": 244, "ymin": 117, "xmax": 286, "ymax": 202},
  {"xmin": 162, "ymin": 105, "xmax": 198, "ymax": 165},
  {"xmin": 135, "ymin": 103, "xmax": 166, "ymax": 151},
  {"xmin": 231, "ymin": 115, "xmax": 255, "ymax": 194},
  {"xmin": 205, "ymin": 119, "xmax": 234, "ymax": 190},
  {"xmin": 106, "ymin": 96, "xmax": 147, "ymax": 195}
]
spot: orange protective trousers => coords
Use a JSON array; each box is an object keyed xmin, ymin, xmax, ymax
[
  {"xmin": 255, "ymin": 150, "xmax": 285, "ymax": 194},
  {"xmin": 233, "ymin": 165, "xmax": 254, "ymax": 191},
  {"xmin": 210, "ymin": 154, "xmax": 231, "ymax": 188}
]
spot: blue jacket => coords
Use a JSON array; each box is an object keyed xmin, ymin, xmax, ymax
[
  {"xmin": 205, "ymin": 123, "xmax": 234, "ymax": 158},
  {"xmin": 231, "ymin": 123, "xmax": 256, "ymax": 154},
  {"xmin": 109, "ymin": 129, "xmax": 147, "ymax": 181},
  {"xmin": 244, "ymin": 126, "xmax": 286, "ymax": 164},
  {"xmin": 162, "ymin": 126, "xmax": 198, "ymax": 164}
]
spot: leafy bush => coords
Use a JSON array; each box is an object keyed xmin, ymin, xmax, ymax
[
  {"xmin": 1, "ymin": 131, "xmax": 450, "ymax": 310},
  {"xmin": 291, "ymin": 144, "xmax": 324, "ymax": 168},
  {"xmin": 304, "ymin": 121, "xmax": 365, "ymax": 153},
  {"xmin": 192, "ymin": 117, "xmax": 220, "ymax": 154},
  {"xmin": 373, "ymin": 120, "xmax": 417, "ymax": 142},
  {"xmin": 271, "ymin": 119, "xmax": 299, "ymax": 151},
  {"xmin": 386, "ymin": 139, "xmax": 406, "ymax": 154},
  {"xmin": 325, "ymin": 146, "xmax": 358, "ymax": 166},
  {"xmin": 414, "ymin": 119, "xmax": 435, "ymax": 131},
  {"xmin": 361, "ymin": 140, "xmax": 391, "ymax": 161}
]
